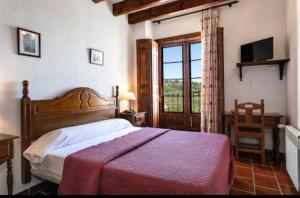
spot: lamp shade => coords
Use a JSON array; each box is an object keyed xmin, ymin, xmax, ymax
[{"xmin": 121, "ymin": 92, "xmax": 136, "ymax": 101}]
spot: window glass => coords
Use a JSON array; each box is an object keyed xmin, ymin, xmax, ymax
[
  {"xmin": 163, "ymin": 46, "xmax": 184, "ymax": 113},
  {"xmin": 190, "ymin": 43, "xmax": 202, "ymax": 113}
]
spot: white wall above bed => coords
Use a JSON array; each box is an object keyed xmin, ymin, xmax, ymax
[{"xmin": 0, "ymin": 0, "xmax": 133, "ymax": 195}]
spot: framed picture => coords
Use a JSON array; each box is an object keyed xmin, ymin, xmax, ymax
[
  {"xmin": 17, "ymin": 27, "xmax": 41, "ymax": 58},
  {"xmin": 90, "ymin": 49, "xmax": 104, "ymax": 66}
]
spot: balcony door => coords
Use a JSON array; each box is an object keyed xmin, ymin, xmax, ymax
[{"xmin": 157, "ymin": 33, "xmax": 202, "ymax": 131}]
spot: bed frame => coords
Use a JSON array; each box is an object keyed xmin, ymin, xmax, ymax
[{"xmin": 20, "ymin": 80, "xmax": 120, "ymax": 184}]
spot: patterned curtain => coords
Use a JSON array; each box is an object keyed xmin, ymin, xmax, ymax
[{"xmin": 200, "ymin": 8, "xmax": 225, "ymax": 133}]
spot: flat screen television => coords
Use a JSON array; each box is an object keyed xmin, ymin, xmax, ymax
[{"xmin": 241, "ymin": 37, "xmax": 273, "ymax": 62}]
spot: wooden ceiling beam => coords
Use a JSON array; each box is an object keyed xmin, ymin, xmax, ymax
[
  {"xmin": 113, "ymin": 0, "xmax": 162, "ymax": 16},
  {"xmin": 93, "ymin": 0, "xmax": 105, "ymax": 3},
  {"xmin": 128, "ymin": 0, "xmax": 225, "ymax": 24}
]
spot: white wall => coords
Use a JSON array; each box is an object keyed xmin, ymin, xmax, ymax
[
  {"xmin": 0, "ymin": 0, "xmax": 133, "ymax": 195},
  {"xmin": 220, "ymin": 0, "xmax": 287, "ymax": 151},
  {"xmin": 286, "ymin": 0, "xmax": 299, "ymax": 129},
  {"xmin": 298, "ymin": 1, "xmax": 300, "ymax": 129},
  {"xmin": 133, "ymin": 0, "xmax": 288, "ymax": 151}
]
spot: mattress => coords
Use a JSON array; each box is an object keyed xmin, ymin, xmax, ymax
[{"xmin": 31, "ymin": 126, "xmax": 142, "ymax": 184}]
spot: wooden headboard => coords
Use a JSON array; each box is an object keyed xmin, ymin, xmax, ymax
[{"xmin": 20, "ymin": 80, "xmax": 120, "ymax": 183}]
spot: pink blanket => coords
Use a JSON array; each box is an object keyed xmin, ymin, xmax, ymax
[{"xmin": 59, "ymin": 128, "xmax": 234, "ymax": 195}]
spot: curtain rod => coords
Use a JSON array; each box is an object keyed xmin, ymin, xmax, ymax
[{"xmin": 152, "ymin": 0, "xmax": 239, "ymax": 24}]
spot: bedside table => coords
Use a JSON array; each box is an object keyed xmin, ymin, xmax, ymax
[
  {"xmin": 0, "ymin": 134, "xmax": 18, "ymax": 195},
  {"xmin": 119, "ymin": 112, "xmax": 147, "ymax": 127}
]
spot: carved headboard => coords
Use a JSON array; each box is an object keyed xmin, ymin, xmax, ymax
[{"xmin": 20, "ymin": 80, "xmax": 120, "ymax": 183}]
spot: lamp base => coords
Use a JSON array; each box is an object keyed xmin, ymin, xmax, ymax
[{"xmin": 129, "ymin": 100, "xmax": 135, "ymax": 113}]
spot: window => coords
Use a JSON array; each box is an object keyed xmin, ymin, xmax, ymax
[
  {"xmin": 190, "ymin": 43, "xmax": 202, "ymax": 113},
  {"xmin": 161, "ymin": 41, "xmax": 202, "ymax": 114},
  {"xmin": 162, "ymin": 45, "xmax": 184, "ymax": 113}
]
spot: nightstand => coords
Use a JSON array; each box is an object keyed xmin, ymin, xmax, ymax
[
  {"xmin": 0, "ymin": 134, "xmax": 18, "ymax": 195},
  {"xmin": 119, "ymin": 112, "xmax": 147, "ymax": 127}
]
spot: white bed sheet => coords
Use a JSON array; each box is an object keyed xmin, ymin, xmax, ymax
[{"xmin": 31, "ymin": 126, "xmax": 142, "ymax": 184}]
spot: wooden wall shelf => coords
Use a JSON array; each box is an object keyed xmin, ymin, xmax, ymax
[{"xmin": 237, "ymin": 59, "xmax": 290, "ymax": 81}]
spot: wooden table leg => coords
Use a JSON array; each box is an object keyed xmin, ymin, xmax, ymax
[
  {"xmin": 272, "ymin": 126, "xmax": 281, "ymax": 164},
  {"xmin": 7, "ymin": 159, "xmax": 13, "ymax": 195},
  {"xmin": 225, "ymin": 117, "xmax": 231, "ymax": 137}
]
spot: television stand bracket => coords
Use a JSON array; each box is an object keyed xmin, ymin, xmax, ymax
[{"xmin": 236, "ymin": 59, "xmax": 290, "ymax": 81}]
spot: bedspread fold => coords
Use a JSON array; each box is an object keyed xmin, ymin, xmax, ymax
[{"xmin": 58, "ymin": 128, "xmax": 169, "ymax": 195}]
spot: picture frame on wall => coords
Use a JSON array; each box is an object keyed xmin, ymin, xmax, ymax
[
  {"xmin": 90, "ymin": 49, "xmax": 104, "ymax": 66},
  {"xmin": 17, "ymin": 27, "xmax": 41, "ymax": 58}
]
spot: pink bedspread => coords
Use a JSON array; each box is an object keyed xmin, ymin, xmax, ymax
[{"xmin": 59, "ymin": 128, "xmax": 234, "ymax": 195}]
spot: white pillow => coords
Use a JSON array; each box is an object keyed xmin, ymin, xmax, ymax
[{"xmin": 23, "ymin": 119, "xmax": 133, "ymax": 164}]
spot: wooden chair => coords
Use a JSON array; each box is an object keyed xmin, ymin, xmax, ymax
[{"xmin": 234, "ymin": 100, "xmax": 265, "ymax": 164}]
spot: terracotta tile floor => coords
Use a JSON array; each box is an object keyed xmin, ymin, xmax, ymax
[{"xmin": 230, "ymin": 154, "xmax": 300, "ymax": 195}]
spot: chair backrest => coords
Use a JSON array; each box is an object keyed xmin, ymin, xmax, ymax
[{"xmin": 234, "ymin": 100, "xmax": 265, "ymax": 129}]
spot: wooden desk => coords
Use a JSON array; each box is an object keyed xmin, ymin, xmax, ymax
[
  {"xmin": 0, "ymin": 134, "xmax": 18, "ymax": 195},
  {"xmin": 223, "ymin": 112, "xmax": 284, "ymax": 164}
]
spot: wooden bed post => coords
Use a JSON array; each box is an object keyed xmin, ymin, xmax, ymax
[
  {"xmin": 21, "ymin": 80, "xmax": 32, "ymax": 183},
  {"xmin": 115, "ymin": 86, "xmax": 120, "ymax": 117}
]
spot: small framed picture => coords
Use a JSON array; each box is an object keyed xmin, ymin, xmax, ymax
[
  {"xmin": 17, "ymin": 27, "xmax": 41, "ymax": 58},
  {"xmin": 90, "ymin": 49, "xmax": 104, "ymax": 66}
]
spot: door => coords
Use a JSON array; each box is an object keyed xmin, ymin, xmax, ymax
[
  {"xmin": 159, "ymin": 44, "xmax": 186, "ymax": 130},
  {"xmin": 158, "ymin": 34, "xmax": 202, "ymax": 131},
  {"xmin": 136, "ymin": 39, "xmax": 159, "ymax": 127},
  {"xmin": 136, "ymin": 39, "xmax": 154, "ymax": 127},
  {"xmin": 189, "ymin": 42, "xmax": 202, "ymax": 131}
]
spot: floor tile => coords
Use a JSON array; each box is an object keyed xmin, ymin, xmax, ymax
[
  {"xmin": 273, "ymin": 165, "xmax": 287, "ymax": 174},
  {"xmin": 280, "ymin": 185, "xmax": 300, "ymax": 195},
  {"xmin": 235, "ymin": 166, "xmax": 253, "ymax": 178},
  {"xmin": 229, "ymin": 188, "xmax": 253, "ymax": 195},
  {"xmin": 253, "ymin": 165, "xmax": 274, "ymax": 177},
  {"xmin": 238, "ymin": 152, "xmax": 252, "ymax": 160},
  {"xmin": 29, "ymin": 181, "xmax": 49, "ymax": 194},
  {"xmin": 232, "ymin": 176, "xmax": 254, "ymax": 193},
  {"xmin": 254, "ymin": 175, "xmax": 279, "ymax": 190},
  {"xmin": 15, "ymin": 190, "xmax": 29, "ymax": 195},
  {"xmin": 275, "ymin": 172, "xmax": 294, "ymax": 186},
  {"xmin": 235, "ymin": 159, "xmax": 252, "ymax": 168},
  {"xmin": 252, "ymin": 156, "xmax": 272, "ymax": 167},
  {"xmin": 255, "ymin": 186, "xmax": 281, "ymax": 195}
]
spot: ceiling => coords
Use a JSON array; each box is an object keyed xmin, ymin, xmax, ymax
[{"xmin": 94, "ymin": 0, "xmax": 234, "ymax": 24}]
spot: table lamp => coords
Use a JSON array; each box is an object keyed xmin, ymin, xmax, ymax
[{"xmin": 121, "ymin": 92, "xmax": 136, "ymax": 112}]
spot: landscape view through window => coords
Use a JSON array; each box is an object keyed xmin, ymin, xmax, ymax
[{"xmin": 163, "ymin": 43, "xmax": 202, "ymax": 113}]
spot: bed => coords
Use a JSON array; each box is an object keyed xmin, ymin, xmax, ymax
[{"xmin": 20, "ymin": 80, "xmax": 234, "ymax": 195}]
